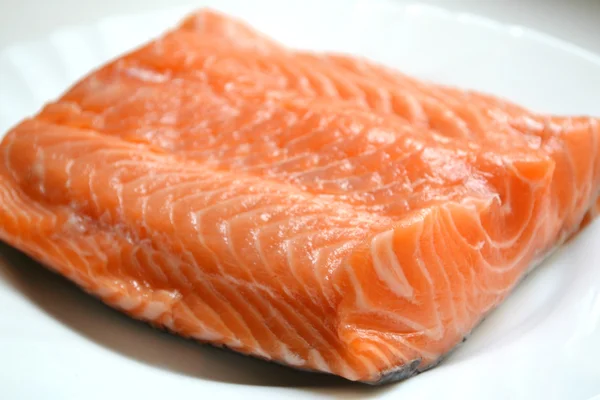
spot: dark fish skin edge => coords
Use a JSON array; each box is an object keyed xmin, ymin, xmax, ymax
[
  {"xmin": 365, "ymin": 335, "xmax": 469, "ymax": 385},
  {"xmin": 151, "ymin": 318, "xmax": 463, "ymax": 385}
]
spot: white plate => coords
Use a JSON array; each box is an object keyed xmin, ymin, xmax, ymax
[{"xmin": 1, "ymin": 1, "xmax": 600, "ymax": 399}]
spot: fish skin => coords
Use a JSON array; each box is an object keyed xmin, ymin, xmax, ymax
[{"xmin": 0, "ymin": 9, "xmax": 599, "ymax": 384}]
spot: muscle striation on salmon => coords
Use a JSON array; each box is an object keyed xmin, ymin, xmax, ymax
[{"xmin": 0, "ymin": 10, "xmax": 599, "ymax": 384}]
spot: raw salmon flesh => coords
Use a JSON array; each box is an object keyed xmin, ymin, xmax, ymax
[{"xmin": 0, "ymin": 10, "xmax": 599, "ymax": 384}]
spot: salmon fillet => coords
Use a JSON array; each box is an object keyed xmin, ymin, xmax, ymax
[{"xmin": 0, "ymin": 10, "xmax": 599, "ymax": 384}]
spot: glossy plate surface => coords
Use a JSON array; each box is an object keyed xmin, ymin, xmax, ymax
[{"xmin": 1, "ymin": 1, "xmax": 599, "ymax": 399}]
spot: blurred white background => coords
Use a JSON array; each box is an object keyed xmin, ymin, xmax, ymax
[{"xmin": 1, "ymin": 0, "xmax": 599, "ymax": 53}]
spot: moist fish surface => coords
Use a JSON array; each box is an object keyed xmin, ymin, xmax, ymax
[{"xmin": 0, "ymin": 9, "xmax": 599, "ymax": 384}]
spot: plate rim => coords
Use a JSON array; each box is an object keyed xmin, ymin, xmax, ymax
[{"xmin": 1, "ymin": 0, "xmax": 600, "ymax": 68}]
